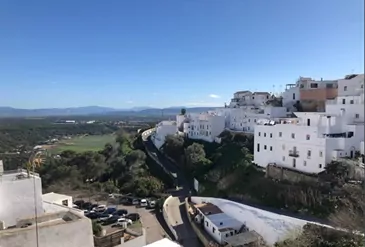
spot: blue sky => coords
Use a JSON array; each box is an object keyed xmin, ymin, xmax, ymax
[{"xmin": 0, "ymin": 0, "xmax": 363, "ymax": 109}]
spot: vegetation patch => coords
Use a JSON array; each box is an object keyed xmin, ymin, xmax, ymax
[{"xmin": 49, "ymin": 134, "xmax": 116, "ymax": 153}]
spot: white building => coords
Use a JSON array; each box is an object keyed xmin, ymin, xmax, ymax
[
  {"xmin": 229, "ymin": 91, "xmax": 271, "ymax": 108},
  {"xmin": 0, "ymin": 169, "xmax": 44, "ymax": 227},
  {"xmin": 229, "ymin": 106, "xmax": 288, "ymax": 132},
  {"xmin": 180, "ymin": 112, "xmax": 225, "ymax": 143},
  {"xmin": 42, "ymin": 192, "xmax": 73, "ymax": 208},
  {"xmin": 254, "ymin": 74, "xmax": 364, "ymax": 174},
  {"xmin": 151, "ymin": 121, "xmax": 177, "ymax": 149},
  {"xmin": 191, "ymin": 196, "xmax": 334, "ymax": 246},
  {"xmin": 193, "ymin": 202, "xmax": 250, "ymax": 245},
  {"xmin": 0, "ymin": 166, "xmax": 94, "ymax": 247}
]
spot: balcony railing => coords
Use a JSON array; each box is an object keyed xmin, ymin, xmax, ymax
[{"xmin": 289, "ymin": 150, "xmax": 299, "ymax": 157}]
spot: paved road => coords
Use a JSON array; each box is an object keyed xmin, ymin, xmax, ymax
[{"xmin": 142, "ymin": 130, "xmax": 201, "ymax": 247}]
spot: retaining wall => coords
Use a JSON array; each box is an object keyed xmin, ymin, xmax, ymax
[{"xmin": 162, "ymin": 196, "xmax": 177, "ymax": 240}]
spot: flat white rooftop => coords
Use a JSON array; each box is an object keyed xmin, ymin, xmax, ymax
[
  {"xmin": 207, "ymin": 212, "xmax": 243, "ymax": 231},
  {"xmin": 0, "ymin": 169, "xmax": 39, "ymax": 182},
  {"xmin": 42, "ymin": 192, "xmax": 71, "ymax": 203}
]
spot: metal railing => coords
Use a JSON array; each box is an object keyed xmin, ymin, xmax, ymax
[{"xmin": 288, "ymin": 150, "xmax": 299, "ymax": 157}]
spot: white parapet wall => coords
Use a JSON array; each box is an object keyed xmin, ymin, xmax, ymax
[
  {"xmin": 162, "ymin": 196, "xmax": 177, "ymax": 240},
  {"xmin": 190, "ymin": 196, "xmax": 334, "ymax": 245}
]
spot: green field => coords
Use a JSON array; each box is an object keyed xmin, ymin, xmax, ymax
[{"xmin": 50, "ymin": 135, "xmax": 115, "ymax": 153}]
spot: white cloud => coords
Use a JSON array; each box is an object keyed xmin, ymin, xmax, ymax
[
  {"xmin": 126, "ymin": 100, "xmax": 133, "ymax": 104},
  {"xmin": 209, "ymin": 94, "xmax": 221, "ymax": 99}
]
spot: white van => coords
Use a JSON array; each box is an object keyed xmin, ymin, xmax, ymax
[{"xmin": 140, "ymin": 199, "xmax": 148, "ymax": 207}]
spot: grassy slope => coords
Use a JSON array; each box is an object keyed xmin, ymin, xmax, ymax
[{"xmin": 50, "ymin": 135, "xmax": 115, "ymax": 153}]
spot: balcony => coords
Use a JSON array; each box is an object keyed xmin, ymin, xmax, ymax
[{"xmin": 288, "ymin": 150, "xmax": 299, "ymax": 157}]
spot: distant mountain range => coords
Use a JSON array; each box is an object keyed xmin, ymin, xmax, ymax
[{"xmin": 0, "ymin": 106, "xmax": 218, "ymax": 118}]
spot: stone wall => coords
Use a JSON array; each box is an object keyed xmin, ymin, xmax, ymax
[{"xmin": 266, "ymin": 164, "xmax": 318, "ymax": 183}]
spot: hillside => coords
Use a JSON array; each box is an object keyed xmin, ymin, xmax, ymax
[{"xmin": 0, "ymin": 106, "xmax": 218, "ymax": 118}]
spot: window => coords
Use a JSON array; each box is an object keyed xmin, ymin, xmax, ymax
[
  {"xmin": 303, "ymin": 161, "xmax": 307, "ymax": 166},
  {"xmin": 319, "ymin": 164, "xmax": 322, "ymax": 169},
  {"xmin": 350, "ymin": 100, "xmax": 354, "ymax": 104},
  {"xmin": 310, "ymin": 83, "xmax": 318, "ymax": 88},
  {"xmin": 342, "ymin": 98, "xmax": 346, "ymax": 104},
  {"xmin": 355, "ymin": 114, "xmax": 360, "ymax": 118},
  {"xmin": 257, "ymin": 144, "xmax": 260, "ymax": 152},
  {"xmin": 213, "ymin": 227, "xmax": 216, "ymax": 233},
  {"xmin": 291, "ymin": 133, "xmax": 295, "ymax": 139},
  {"xmin": 292, "ymin": 93, "xmax": 295, "ymax": 100},
  {"xmin": 252, "ymin": 96, "xmax": 255, "ymax": 99},
  {"xmin": 344, "ymin": 86, "xmax": 347, "ymax": 91},
  {"xmin": 206, "ymin": 221, "xmax": 208, "ymax": 227},
  {"xmin": 254, "ymin": 119, "xmax": 257, "ymax": 122},
  {"xmin": 307, "ymin": 118, "xmax": 310, "ymax": 126},
  {"xmin": 264, "ymin": 145, "xmax": 267, "ymax": 150},
  {"xmin": 248, "ymin": 119, "xmax": 250, "ymax": 122},
  {"xmin": 319, "ymin": 151, "xmax": 323, "ymax": 157},
  {"xmin": 270, "ymin": 133, "xmax": 272, "ymax": 138},
  {"xmin": 258, "ymin": 132, "xmax": 261, "ymax": 136},
  {"xmin": 282, "ymin": 156, "xmax": 285, "ymax": 161},
  {"xmin": 293, "ymin": 159, "xmax": 296, "ymax": 168},
  {"xmin": 264, "ymin": 133, "xmax": 266, "ymax": 137},
  {"xmin": 226, "ymin": 234, "xmax": 229, "ymax": 237},
  {"xmin": 279, "ymin": 132, "xmax": 282, "ymax": 137},
  {"xmin": 270, "ymin": 146, "xmax": 273, "ymax": 151},
  {"xmin": 306, "ymin": 134, "xmax": 310, "ymax": 140},
  {"xmin": 62, "ymin": 200, "xmax": 68, "ymax": 206},
  {"xmin": 307, "ymin": 150, "xmax": 311, "ymax": 158},
  {"xmin": 326, "ymin": 83, "xmax": 334, "ymax": 88}
]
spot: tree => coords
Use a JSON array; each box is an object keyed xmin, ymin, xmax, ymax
[
  {"xmin": 92, "ymin": 221, "xmax": 103, "ymax": 236},
  {"xmin": 163, "ymin": 134, "xmax": 184, "ymax": 161},
  {"xmin": 185, "ymin": 143, "xmax": 207, "ymax": 169},
  {"xmin": 180, "ymin": 108, "xmax": 186, "ymax": 115}
]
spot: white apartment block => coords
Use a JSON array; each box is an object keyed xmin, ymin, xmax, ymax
[
  {"xmin": 151, "ymin": 121, "xmax": 177, "ymax": 149},
  {"xmin": 229, "ymin": 106, "xmax": 288, "ymax": 132},
  {"xmin": 178, "ymin": 112, "xmax": 225, "ymax": 143},
  {"xmin": 229, "ymin": 91, "xmax": 271, "ymax": 108},
  {"xmin": 254, "ymin": 74, "xmax": 364, "ymax": 174}
]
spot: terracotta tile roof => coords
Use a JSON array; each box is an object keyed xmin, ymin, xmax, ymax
[{"xmin": 195, "ymin": 203, "xmax": 223, "ymax": 216}]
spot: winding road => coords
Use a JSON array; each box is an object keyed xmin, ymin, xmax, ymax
[{"xmin": 142, "ymin": 129, "xmax": 201, "ymax": 247}]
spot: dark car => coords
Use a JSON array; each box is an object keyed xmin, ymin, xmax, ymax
[
  {"xmin": 74, "ymin": 200, "xmax": 85, "ymax": 208},
  {"xmin": 126, "ymin": 213, "xmax": 140, "ymax": 221},
  {"xmin": 85, "ymin": 212, "xmax": 99, "ymax": 220},
  {"xmin": 104, "ymin": 207, "xmax": 117, "ymax": 214},
  {"xmin": 113, "ymin": 209, "xmax": 128, "ymax": 216},
  {"xmin": 82, "ymin": 202, "xmax": 92, "ymax": 210},
  {"xmin": 102, "ymin": 215, "xmax": 119, "ymax": 225}
]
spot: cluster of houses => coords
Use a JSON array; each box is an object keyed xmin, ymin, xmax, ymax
[{"xmin": 151, "ymin": 74, "xmax": 364, "ymax": 175}]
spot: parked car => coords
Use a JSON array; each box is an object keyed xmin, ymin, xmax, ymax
[
  {"xmin": 85, "ymin": 212, "xmax": 99, "ymax": 220},
  {"xmin": 116, "ymin": 218, "xmax": 132, "ymax": 225},
  {"xmin": 148, "ymin": 200, "xmax": 156, "ymax": 208},
  {"xmin": 82, "ymin": 202, "xmax": 92, "ymax": 210},
  {"xmin": 113, "ymin": 209, "xmax": 128, "ymax": 216},
  {"xmin": 94, "ymin": 205, "xmax": 107, "ymax": 212},
  {"xmin": 126, "ymin": 213, "xmax": 140, "ymax": 221},
  {"xmin": 140, "ymin": 199, "xmax": 148, "ymax": 207},
  {"xmin": 102, "ymin": 215, "xmax": 120, "ymax": 225},
  {"xmin": 104, "ymin": 207, "xmax": 117, "ymax": 214},
  {"xmin": 132, "ymin": 199, "xmax": 139, "ymax": 205},
  {"xmin": 97, "ymin": 214, "xmax": 112, "ymax": 222},
  {"xmin": 74, "ymin": 200, "xmax": 85, "ymax": 208}
]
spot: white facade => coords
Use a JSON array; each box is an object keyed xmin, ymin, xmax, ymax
[
  {"xmin": 282, "ymin": 84, "xmax": 300, "ymax": 109},
  {"xmin": 194, "ymin": 203, "xmax": 244, "ymax": 245},
  {"xmin": 42, "ymin": 192, "xmax": 73, "ymax": 207},
  {"xmin": 181, "ymin": 112, "xmax": 225, "ymax": 142},
  {"xmin": 229, "ymin": 91, "xmax": 270, "ymax": 108},
  {"xmin": 0, "ymin": 169, "xmax": 44, "ymax": 227},
  {"xmin": 229, "ymin": 106, "xmax": 287, "ymax": 132},
  {"xmin": 151, "ymin": 121, "xmax": 177, "ymax": 149},
  {"xmin": 254, "ymin": 75, "xmax": 364, "ymax": 174}
]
